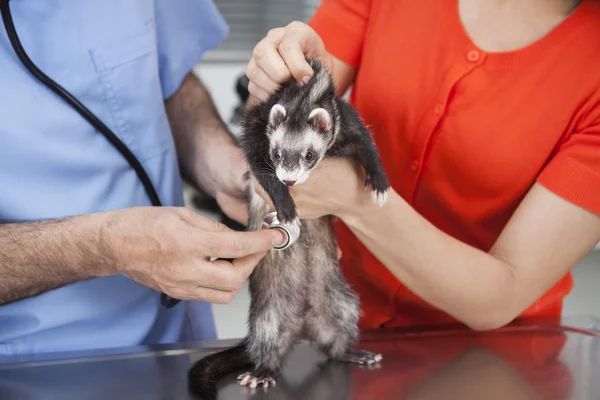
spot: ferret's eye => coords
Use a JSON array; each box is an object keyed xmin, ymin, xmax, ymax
[
  {"xmin": 305, "ymin": 151, "xmax": 313, "ymax": 161},
  {"xmin": 273, "ymin": 150, "xmax": 281, "ymax": 160}
]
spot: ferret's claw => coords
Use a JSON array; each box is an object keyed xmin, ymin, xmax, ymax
[
  {"xmin": 370, "ymin": 189, "xmax": 388, "ymax": 208},
  {"xmin": 239, "ymin": 373, "xmax": 251, "ymax": 386},
  {"xmin": 237, "ymin": 372, "xmax": 276, "ymax": 389}
]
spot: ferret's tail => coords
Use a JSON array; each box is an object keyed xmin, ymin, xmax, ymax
[{"xmin": 188, "ymin": 339, "xmax": 251, "ymax": 400}]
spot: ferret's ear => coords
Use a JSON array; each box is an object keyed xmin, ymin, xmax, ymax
[
  {"xmin": 268, "ymin": 104, "xmax": 286, "ymax": 129},
  {"xmin": 308, "ymin": 108, "xmax": 332, "ymax": 134}
]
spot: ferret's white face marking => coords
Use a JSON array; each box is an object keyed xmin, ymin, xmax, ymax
[
  {"xmin": 271, "ymin": 129, "xmax": 325, "ymax": 185},
  {"xmin": 275, "ymin": 164, "xmax": 309, "ymax": 186},
  {"xmin": 267, "ymin": 104, "xmax": 333, "ymax": 187}
]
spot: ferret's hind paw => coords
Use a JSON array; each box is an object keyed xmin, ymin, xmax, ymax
[
  {"xmin": 370, "ymin": 189, "xmax": 388, "ymax": 208},
  {"xmin": 237, "ymin": 372, "xmax": 276, "ymax": 389},
  {"xmin": 340, "ymin": 349, "xmax": 383, "ymax": 366}
]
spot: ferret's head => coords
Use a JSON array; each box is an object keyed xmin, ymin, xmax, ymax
[{"xmin": 266, "ymin": 103, "xmax": 334, "ymax": 186}]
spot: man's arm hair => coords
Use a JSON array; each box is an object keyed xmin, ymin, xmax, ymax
[
  {"xmin": 0, "ymin": 214, "xmax": 109, "ymax": 305},
  {"xmin": 165, "ymin": 71, "xmax": 238, "ymax": 198}
]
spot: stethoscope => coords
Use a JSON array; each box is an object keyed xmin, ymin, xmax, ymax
[{"xmin": 0, "ymin": 0, "xmax": 299, "ymax": 309}]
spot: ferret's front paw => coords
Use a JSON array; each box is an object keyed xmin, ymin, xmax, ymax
[
  {"xmin": 365, "ymin": 173, "xmax": 390, "ymax": 208},
  {"xmin": 282, "ymin": 217, "xmax": 301, "ymax": 233},
  {"xmin": 370, "ymin": 189, "xmax": 388, "ymax": 208},
  {"xmin": 237, "ymin": 372, "xmax": 276, "ymax": 389}
]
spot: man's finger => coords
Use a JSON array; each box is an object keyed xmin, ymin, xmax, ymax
[
  {"xmin": 178, "ymin": 208, "xmax": 233, "ymax": 232},
  {"xmin": 185, "ymin": 286, "xmax": 237, "ymax": 304},
  {"xmin": 232, "ymin": 251, "xmax": 267, "ymax": 283},
  {"xmin": 195, "ymin": 254, "xmax": 265, "ymax": 292},
  {"xmin": 174, "ymin": 259, "xmax": 240, "ymax": 292},
  {"xmin": 197, "ymin": 229, "xmax": 285, "ymax": 259},
  {"xmin": 177, "ymin": 253, "xmax": 266, "ymax": 294}
]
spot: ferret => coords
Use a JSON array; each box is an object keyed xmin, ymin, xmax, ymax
[{"xmin": 188, "ymin": 59, "xmax": 390, "ymax": 399}]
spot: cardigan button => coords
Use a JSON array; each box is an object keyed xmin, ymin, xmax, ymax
[{"xmin": 467, "ymin": 50, "xmax": 480, "ymax": 62}]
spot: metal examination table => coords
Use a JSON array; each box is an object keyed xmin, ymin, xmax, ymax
[{"xmin": 0, "ymin": 315, "xmax": 599, "ymax": 399}]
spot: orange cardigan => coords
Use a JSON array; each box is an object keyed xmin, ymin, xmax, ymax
[{"xmin": 309, "ymin": 0, "xmax": 600, "ymax": 329}]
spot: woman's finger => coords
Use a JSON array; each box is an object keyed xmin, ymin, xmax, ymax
[
  {"xmin": 252, "ymin": 33, "xmax": 292, "ymax": 84},
  {"xmin": 248, "ymin": 81, "xmax": 271, "ymax": 103},
  {"xmin": 278, "ymin": 33, "xmax": 314, "ymax": 84},
  {"xmin": 246, "ymin": 58, "xmax": 280, "ymax": 95}
]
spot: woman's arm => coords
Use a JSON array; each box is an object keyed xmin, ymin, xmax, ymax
[
  {"xmin": 345, "ymin": 183, "xmax": 600, "ymax": 330},
  {"xmin": 264, "ymin": 158, "xmax": 600, "ymax": 330}
]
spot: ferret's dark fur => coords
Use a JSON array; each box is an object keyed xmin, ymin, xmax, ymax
[{"xmin": 188, "ymin": 59, "xmax": 389, "ymax": 399}]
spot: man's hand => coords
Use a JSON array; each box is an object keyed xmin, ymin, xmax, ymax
[
  {"xmin": 103, "ymin": 207, "xmax": 285, "ymax": 303},
  {"xmin": 0, "ymin": 207, "xmax": 284, "ymax": 306}
]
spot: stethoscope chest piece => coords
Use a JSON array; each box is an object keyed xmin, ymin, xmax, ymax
[{"xmin": 261, "ymin": 212, "xmax": 300, "ymax": 251}]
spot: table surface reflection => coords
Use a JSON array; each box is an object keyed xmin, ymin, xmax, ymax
[{"xmin": 0, "ymin": 315, "xmax": 599, "ymax": 400}]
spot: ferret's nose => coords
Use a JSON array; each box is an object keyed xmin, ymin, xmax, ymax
[{"xmin": 283, "ymin": 180, "xmax": 296, "ymax": 187}]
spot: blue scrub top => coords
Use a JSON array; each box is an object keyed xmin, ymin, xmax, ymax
[{"xmin": 0, "ymin": 0, "xmax": 228, "ymax": 357}]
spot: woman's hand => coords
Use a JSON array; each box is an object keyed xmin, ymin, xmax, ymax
[
  {"xmin": 246, "ymin": 22, "xmax": 334, "ymax": 103},
  {"xmin": 252, "ymin": 157, "xmax": 373, "ymax": 221},
  {"xmin": 250, "ymin": 158, "xmax": 357, "ymax": 261},
  {"xmin": 245, "ymin": 21, "xmax": 357, "ymax": 104}
]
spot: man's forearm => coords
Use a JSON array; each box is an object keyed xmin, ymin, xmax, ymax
[
  {"xmin": 0, "ymin": 214, "xmax": 109, "ymax": 305},
  {"xmin": 165, "ymin": 71, "xmax": 237, "ymax": 197}
]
